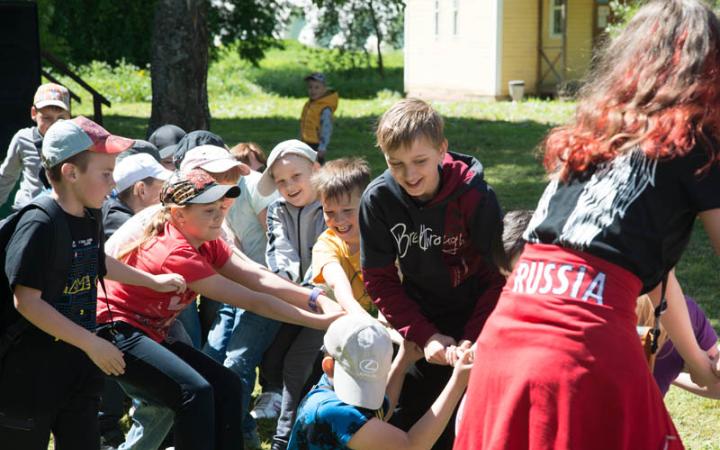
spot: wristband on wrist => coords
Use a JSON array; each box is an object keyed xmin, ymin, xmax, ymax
[{"xmin": 308, "ymin": 287, "xmax": 324, "ymax": 313}]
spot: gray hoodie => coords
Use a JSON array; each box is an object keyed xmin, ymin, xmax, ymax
[
  {"xmin": 0, "ymin": 127, "xmax": 45, "ymax": 210},
  {"xmin": 265, "ymin": 198, "xmax": 326, "ymax": 286}
]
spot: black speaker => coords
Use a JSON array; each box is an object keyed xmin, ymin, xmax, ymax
[{"xmin": 0, "ymin": 1, "xmax": 41, "ymax": 161}]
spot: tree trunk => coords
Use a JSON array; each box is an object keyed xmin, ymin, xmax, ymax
[
  {"xmin": 366, "ymin": 0, "xmax": 385, "ymax": 78},
  {"xmin": 148, "ymin": 0, "xmax": 210, "ymax": 135}
]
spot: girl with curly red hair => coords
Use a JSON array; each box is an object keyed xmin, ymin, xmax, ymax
[{"xmin": 455, "ymin": 1, "xmax": 720, "ymax": 449}]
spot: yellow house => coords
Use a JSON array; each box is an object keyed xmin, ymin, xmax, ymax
[{"xmin": 404, "ymin": 0, "xmax": 611, "ymax": 99}]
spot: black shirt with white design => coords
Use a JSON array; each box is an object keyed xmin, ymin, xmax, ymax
[
  {"xmin": 6, "ymin": 208, "xmax": 101, "ymax": 331},
  {"xmin": 524, "ymin": 146, "xmax": 720, "ymax": 292}
]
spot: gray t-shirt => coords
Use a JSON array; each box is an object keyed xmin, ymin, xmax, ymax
[{"xmin": 226, "ymin": 170, "xmax": 278, "ymax": 265}]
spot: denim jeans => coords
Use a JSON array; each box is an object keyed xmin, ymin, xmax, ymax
[
  {"xmin": 203, "ymin": 305, "xmax": 282, "ymax": 433},
  {"xmin": 177, "ymin": 300, "xmax": 202, "ymax": 349},
  {"xmin": 272, "ymin": 325, "xmax": 325, "ymax": 449}
]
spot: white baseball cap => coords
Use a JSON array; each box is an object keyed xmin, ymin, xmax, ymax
[
  {"xmin": 114, "ymin": 153, "xmax": 172, "ymax": 193},
  {"xmin": 180, "ymin": 144, "xmax": 250, "ymax": 175},
  {"xmin": 324, "ymin": 315, "xmax": 393, "ymax": 409},
  {"xmin": 257, "ymin": 139, "xmax": 317, "ymax": 196}
]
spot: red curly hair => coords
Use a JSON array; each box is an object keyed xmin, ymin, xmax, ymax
[{"xmin": 544, "ymin": 0, "xmax": 720, "ymax": 180}]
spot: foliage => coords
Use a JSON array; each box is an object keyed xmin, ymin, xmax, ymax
[
  {"xmin": 37, "ymin": 0, "xmax": 290, "ymax": 67},
  {"xmin": 208, "ymin": 0, "xmax": 289, "ymax": 66},
  {"xmin": 298, "ymin": 0, "xmax": 405, "ymax": 75},
  {"xmin": 40, "ymin": 0, "xmax": 155, "ymax": 65}
]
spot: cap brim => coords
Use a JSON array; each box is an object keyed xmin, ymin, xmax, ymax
[
  {"xmin": 96, "ymin": 135, "xmax": 134, "ymax": 154},
  {"xmin": 201, "ymin": 159, "xmax": 251, "ymax": 176},
  {"xmin": 257, "ymin": 169, "xmax": 276, "ymax": 196},
  {"xmin": 159, "ymin": 144, "xmax": 178, "ymax": 159},
  {"xmin": 35, "ymin": 100, "xmax": 70, "ymax": 111},
  {"xmin": 333, "ymin": 363, "xmax": 386, "ymax": 410},
  {"xmin": 187, "ymin": 184, "xmax": 240, "ymax": 204}
]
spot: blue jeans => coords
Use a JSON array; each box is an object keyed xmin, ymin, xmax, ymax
[
  {"xmin": 203, "ymin": 305, "xmax": 281, "ymax": 433},
  {"xmin": 177, "ymin": 300, "xmax": 202, "ymax": 349}
]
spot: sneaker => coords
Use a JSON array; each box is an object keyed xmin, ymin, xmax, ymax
[
  {"xmin": 243, "ymin": 428, "xmax": 262, "ymax": 449},
  {"xmin": 250, "ymin": 391, "xmax": 282, "ymax": 420}
]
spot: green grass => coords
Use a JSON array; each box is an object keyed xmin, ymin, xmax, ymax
[{"xmin": 46, "ymin": 42, "xmax": 720, "ymax": 449}]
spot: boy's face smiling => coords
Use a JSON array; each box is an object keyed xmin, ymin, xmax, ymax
[
  {"xmin": 271, "ymin": 154, "xmax": 318, "ymax": 208},
  {"xmin": 321, "ymin": 190, "xmax": 362, "ymax": 251},
  {"xmin": 306, "ymin": 80, "xmax": 328, "ymax": 101},
  {"xmin": 385, "ymin": 137, "xmax": 448, "ymax": 202}
]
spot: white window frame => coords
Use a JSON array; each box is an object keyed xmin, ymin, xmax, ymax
[
  {"xmin": 549, "ymin": 0, "xmax": 564, "ymax": 39},
  {"xmin": 434, "ymin": 0, "xmax": 441, "ymax": 37}
]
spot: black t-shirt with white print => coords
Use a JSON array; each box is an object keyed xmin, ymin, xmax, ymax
[
  {"xmin": 524, "ymin": 145, "xmax": 720, "ymax": 292},
  {"xmin": 6, "ymin": 208, "xmax": 101, "ymax": 331}
]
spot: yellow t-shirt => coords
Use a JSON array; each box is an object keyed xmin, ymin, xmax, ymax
[{"xmin": 312, "ymin": 229, "xmax": 372, "ymax": 311}]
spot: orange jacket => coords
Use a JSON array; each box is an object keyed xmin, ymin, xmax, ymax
[{"xmin": 300, "ymin": 91, "xmax": 339, "ymax": 144}]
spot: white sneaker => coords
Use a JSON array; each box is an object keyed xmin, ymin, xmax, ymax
[{"xmin": 250, "ymin": 391, "xmax": 282, "ymax": 420}]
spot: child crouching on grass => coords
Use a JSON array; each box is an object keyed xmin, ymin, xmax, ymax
[{"xmin": 288, "ymin": 315, "xmax": 473, "ymax": 450}]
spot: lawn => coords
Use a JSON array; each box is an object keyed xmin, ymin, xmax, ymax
[{"xmin": 48, "ymin": 41, "xmax": 720, "ymax": 449}]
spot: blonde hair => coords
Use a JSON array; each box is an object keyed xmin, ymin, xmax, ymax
[
  {"xmin": 116, "ymin": 206, "xmax": 173, "ymax": 260},
  {"xmin": 376, "ymin": 98, "xmax": 445, "ymax": 154},
  {"xmin": 635, "ymin": 295, "xmax": 669, "ymax": 350},
  {"xmin": 312, "ymin": 158, "xmax": 371, "ymax": 203}
]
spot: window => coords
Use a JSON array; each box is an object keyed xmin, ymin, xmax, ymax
[
  {"xmin": 550, "ymin": 0, "xmax": 564, "ymax": 38},
  {"xmin": 434, "ymin": 0, "xmax": 440, "ymax": 36},
  {"xmin": 452, "ymin": 0, "xmax": 459, "ymax": 36}
]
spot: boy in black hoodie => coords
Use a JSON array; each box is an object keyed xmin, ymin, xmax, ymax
[{"xmin": 359, "ymin": 98, "xmax": 505, "ymax": 449}]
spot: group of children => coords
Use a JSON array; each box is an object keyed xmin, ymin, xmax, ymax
[{"xmin": 3, "ymin": 3, "xmax": 720, "ymax": 447}]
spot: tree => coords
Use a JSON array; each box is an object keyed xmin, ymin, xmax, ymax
[
  {"xmin": 304, "ymin": 0, "xmax": 404, "ymax": 77},
  {"xmin": 149, "ymin": 0, "xmax": 210, "ymax": 132},
  {"xmin": 209, "ymin": 0, "xmax": 290, "ymax": 66}
]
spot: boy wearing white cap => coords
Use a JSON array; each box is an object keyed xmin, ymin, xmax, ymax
[
  {"xmin": 288, "ymin": 315, "xmax": 473, "ymax": 450},
  {"xmin": 0, "ymin": 83, "xmax": 72, "ymax": 211},
  {"xmin": 102, "ymin": 153, "xmax": 172, "ymax": 239}
]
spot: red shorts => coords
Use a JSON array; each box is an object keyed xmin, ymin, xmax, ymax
[{"xmin": 454, "ymin": 244, "xmax": 683, "ymax": 450}]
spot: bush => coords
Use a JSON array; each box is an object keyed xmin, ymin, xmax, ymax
[{"xmin": 47, "ymin": 60, "xmax": 151, "ymax": 104}]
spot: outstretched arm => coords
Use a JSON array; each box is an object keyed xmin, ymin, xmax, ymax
[
  {"xmin": 104, "ymin": 255, "xmax": 186, "ymax": 293},
  {"xmin": 347, "ymin": 349, "xmax": 474, "ymax": 450},
  {"xmin": 658, "ymin": 271, "xmax": 718, "ymax": 387},
  {"xmin": 217, "ymin": 253, "xmax": 343, "ymax": 314},
  {"xmin": 190, "ymin": 273, "xmax": 342, "ymax": 330}
]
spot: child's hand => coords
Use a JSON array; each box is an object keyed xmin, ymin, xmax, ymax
[
  {"xmin": 424, "ymin": 333, "xmax": 456, "ymax": 365},
  {"xmin": 446, "ymin": 339, "xmax": 473, "ymax": 366},
  {"xmin": 451, "ymin": 347, "xmax": 475, "ymax": 386},
  {"xmin": 150, "ymin": 273, "xmax": 187, "ymax": 294},
  {"xmin": 85, "ymin": 335, "xmax": 125, "ymax": 376}
]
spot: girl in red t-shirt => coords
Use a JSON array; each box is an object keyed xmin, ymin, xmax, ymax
[
  {"xmin": 96, "ymin": 169, "xmax": 342, "ymax": 450},
  {"xmin": 455, "ymin": 1, "xmax": 720, "ymax": 449}
]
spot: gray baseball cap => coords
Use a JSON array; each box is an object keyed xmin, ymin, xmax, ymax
[
  {"xmin": 42, "ymin": 116, "xmax": 134, "ymax": 168},
  {"xmin": 324, "ymin": 315, "xmax": 393, "ymax": 409}
]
